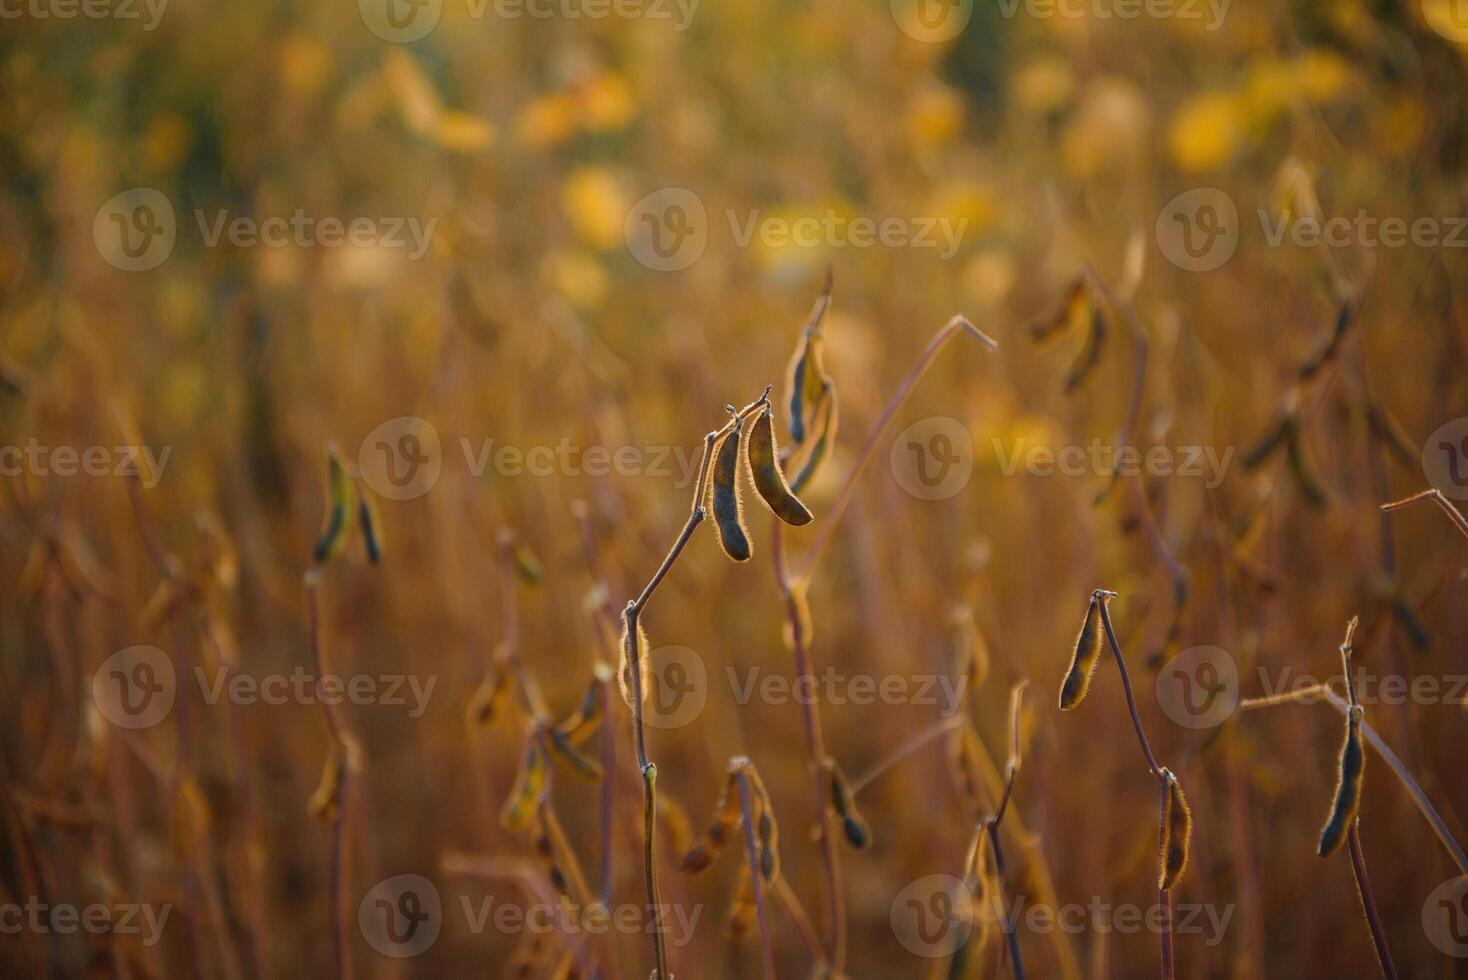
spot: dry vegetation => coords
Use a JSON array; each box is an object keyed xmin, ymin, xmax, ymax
[{"xmin": 3, "ymin": 1, "xmax": 1468, "ymax": 977}]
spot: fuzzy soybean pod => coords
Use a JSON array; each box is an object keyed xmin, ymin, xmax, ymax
[
  {"xmin": 617, "ymin": 618, "xmax": 649, "ymax": 711},
  {"xmin": 746, "ymin": 406, "xmax": 813, "ymax": 526},
  {"xmin": 711, "ymin": 418, "xmax": 752, "ymax": 562},
  {"xmin": 1317, "ymin": 706, "xmax": 1366, "ymax": 857},
  {"xmin": 1058, "ymin": 595, "xmax": 1104, "ymax": 710},
  {"xmin": 1158, "ymin": 768, "xmax": 1192, "ymax": 889}
]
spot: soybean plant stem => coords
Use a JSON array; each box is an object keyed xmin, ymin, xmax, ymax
[
  {"xmin": 306, "ymin": 571, "xmax": 350, "ymax": 980},
  {"xmin": 1347, "ymin": 825, "xmax": 1399, "ymax": 979},
  {"xmin": 772, "ymin": 523, "xmax": 845, "ymax": 973},
  {"xmin": 1095, "ymin": 592, "xmax": 1172, "ymax": 980},
  {"xmin": 1381, "ymin": 488, "xmax": 1468, "ymax": 540},
  {"xmin": 622, "ymin": 389, "xmax": 770, "ymax": 980}
]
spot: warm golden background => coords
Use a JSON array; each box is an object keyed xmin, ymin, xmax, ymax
[{"xmin": 3, "ymin": 0, "xmax": 1468, "ymax": 977}]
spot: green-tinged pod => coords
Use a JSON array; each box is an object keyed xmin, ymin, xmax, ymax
[
  {"xmin": 1063, "ymin": 304, "xmax": 1107, "ymax": 393},
  {"xmin": 617, "ymin": 618, "xmax": 649, "ymax": 710},
  {"xmin": 356, "ymin": 493, "xmax": 382, "ymax": 564},
  {"xmin": 1059, "ymin": 596, "xmax": 1104, "ymax": 710},
  {"xmin": 827, "ymin": 762, "xmax": 871, "ymax": 851},
  {"xmin": 467, "ymin": 656, "xmax": 512, "ymax": 727},
  {"xmin": 1285, "ymin": 422, "xmax": 1329, "ymax": 508},
  {"xmin": 500, "ymin": 734, "xmax": 550, "ymax": 831},
  {"xmin": 530, "ymin": 810, "xmax": 571, "ymax": 897},
  {"xmin": 510, "ymin": 542, "xmax": 542, "ymax": 585},
  {"xmin": 952, "ymin": 604, "xmax": 991, "ymax": 691},
  {"xmin": 1241, "ymin": 413, "xmax": 1293, "ymax": 470},
  {"xmin": 313, "ymin": 447, "xmax": 354, "ymax": 564},
  {"xmin": 1296, "ymin": 301, "xmax": 1353, "ymax": 381},
  {"xmin": 746, "ymin": 406, "xmax": 814, "ymax": 526},
  {"xmin": 1158, "ymin": 769, "xmax": 1192, "ymax": 889},
  {"xmin": 790, "ymin": 383, "xmax": 838, "ymax": 495},
  {"xmin": 711, "ymin": 420, "xmax": 752, "ymax": 561},
  {"xmin": 546, "ymin": 726, "xmax": 603, "ymax": 782},
  {"xmin": 679, "ymin": 767, "xmax": 743, "ymax": 874},
  {"xmin": 1029, "ymin": 276, "xmax": 1089, "ymax": 343},
  {"xmin": 554, "ymin": 669, "xmax": 607, "ymax": 746},
  {"xmin": 1317, "ymin": 706, "xmax": 1365, "ymax": 857},
  {"xmin": 785, "ymin": 327, "xmax": 828, "ymax": 446}
]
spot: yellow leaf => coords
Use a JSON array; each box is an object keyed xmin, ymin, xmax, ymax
[
  {"xmin": 561, "ymin": 168, "xmax": 629, "ymax": 251},
  {"xmin": 1167, "ymin": 92, "xmax": 1245, "ymax": 172}
]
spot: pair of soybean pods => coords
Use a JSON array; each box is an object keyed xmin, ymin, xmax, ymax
[{"xmin": 710, "ymin": 404, "xmax": 813, "ymax": 562}]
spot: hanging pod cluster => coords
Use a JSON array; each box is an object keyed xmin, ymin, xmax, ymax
[
  {"xmin": 707, "ymin": 397, "xmax": 817, "ymax": 563},
  {"xmin": 679, "ymin": 757, "xmax": 782, "ymax": 893}
]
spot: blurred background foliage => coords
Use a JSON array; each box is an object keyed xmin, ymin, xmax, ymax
[{"xmin": 2, "ymin": 0, "xmax": 1467, "ymax": 976}]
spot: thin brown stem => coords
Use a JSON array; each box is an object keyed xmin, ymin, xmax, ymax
[
  {"xmin": 773, "ymin": 877, "xmax": 826, "ymax": 964},
  {"xmin": 306, "ymin": 571, "xmax": 350, "ymax": 980},
  {"xmin": 847, "ymin": 716, "xmax": 964, "ymax": 796},
  {"xmin": 772, "ymin": 523, "xmax": 845, "ymax": 972},
  {"xmin": 1095, "ymin": 594, "xmax": 1163, "ymax": 778},
  {"xmin": 1381, "ymin": 488, "xmax": 1468, "ymax": 540},
  {"xmin": 1347, "ymin": 824, "xmax": 1399, "ymax": 980},
  {"xmin": 796, "ymin": 315, "xmax": 997, "ymax": 582}
]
